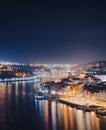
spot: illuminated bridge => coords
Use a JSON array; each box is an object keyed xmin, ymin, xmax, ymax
[{"xmin": 0, "ymin": 74, "xmax": 40, "ymax": 82}]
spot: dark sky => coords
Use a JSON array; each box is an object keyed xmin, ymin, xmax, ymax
[{"xmin": 0, "ymin": 1, "xmax": 106, "ymax": 63}]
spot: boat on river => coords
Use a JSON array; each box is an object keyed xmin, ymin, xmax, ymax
[
  {"xmin": 34, "ymin": 95, "xmax": 45, "ymax": 100},
  {"xmin": 96, "ymin": 109, "xmax": 106, "ymax": 116}
]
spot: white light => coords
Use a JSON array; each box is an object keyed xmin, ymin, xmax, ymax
[
  {"xmin": 45, "ymin": 89, "xmax": 48, "ymax": 93},
  {"xmin": 51, "ymin": 90, "xmax": 56, "ymax": 94},
  {"xmin": 42, "ymin": 90, "xmax": 45, "ymax": 93}
]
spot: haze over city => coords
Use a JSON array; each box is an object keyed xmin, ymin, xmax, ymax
[
  {"xmin": 0, "ymin": 1, "xmax": 106, "ymax": 130},
  {"xmin": 0, "ymin": 1, "xmax": 106, "ymax": 63}
]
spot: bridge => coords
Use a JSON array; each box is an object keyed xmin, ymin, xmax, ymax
[{"xmin": 0, "ymin": 74, "xmax": 40, "ymax": 82}]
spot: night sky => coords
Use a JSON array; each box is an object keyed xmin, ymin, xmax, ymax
[{"xmin": 0, "ymin": 1, "xmax": 106, "ymax": 64}]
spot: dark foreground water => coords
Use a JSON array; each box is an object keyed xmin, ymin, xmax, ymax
[{"xmin": 0, "ymin": 82, "xmax": 106, "ymax": 130}]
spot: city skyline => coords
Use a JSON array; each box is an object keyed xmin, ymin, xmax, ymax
[{"xmin": 0, "ymin": 1, "xmax": 106, "ymax": 63}]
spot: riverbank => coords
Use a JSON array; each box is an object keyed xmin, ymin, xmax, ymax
[
  {"xmin": 58, "ymin": 97, "xmax": 106, "ymax": 116},
  {"xmin": 34, "ymin": 90, "xmax": 106, "ymax": 116}
]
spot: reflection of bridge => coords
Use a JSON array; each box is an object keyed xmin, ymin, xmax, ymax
[{"xmin": 0, "ymin": 74, "xmax": 40, "ymax": 82}]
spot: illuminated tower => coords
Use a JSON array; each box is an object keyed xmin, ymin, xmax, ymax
[{"xmin": 66, "ymin": 64, "xmax": 70, "ymax": 72}]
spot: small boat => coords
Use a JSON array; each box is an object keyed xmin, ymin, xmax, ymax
[
  {"xmin": 96, "ymin": 109, "xmax": 106, "ymax": 116},
  {"xmin": 76, "ymin": 105, "xmax": 82, "ymax": 110},
  {"xmin": 34, "ymin": 95, "xmax": 45, "ymax": 100}
]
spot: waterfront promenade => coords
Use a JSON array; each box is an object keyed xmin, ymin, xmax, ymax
[{"xmin": 59, "ymin": 83, "xmax": 106, "ymax": 108}]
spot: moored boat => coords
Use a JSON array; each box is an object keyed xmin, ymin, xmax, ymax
[
  {"xmin": 34, "ymin": 95, "xmax": 45, "ymax": 100},
  {"xmin": 96, "ymin": 109, "xmax": 106, "ymax": 116}
]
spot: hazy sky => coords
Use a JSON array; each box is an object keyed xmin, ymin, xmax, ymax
[{"xmin": 0, "ymin": 1, "xmax": 106, "ymax": 63}]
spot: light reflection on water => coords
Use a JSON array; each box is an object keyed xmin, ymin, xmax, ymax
[
  {"xmin": 0, "ymin": 82, "xmax": 106, "ymax": 130},
  {"xmin": 34, "ymin": 99, "xmax": 106, "ymax": 130}
]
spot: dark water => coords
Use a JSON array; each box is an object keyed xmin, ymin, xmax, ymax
[{"xmin": 0, "ymin": 82, "xmax": 106, "ymax": 130}]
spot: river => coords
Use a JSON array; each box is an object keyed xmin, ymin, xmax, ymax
[{"xmin": 0, "ymin": 81, "xmax": 106, "ymax": 130}]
